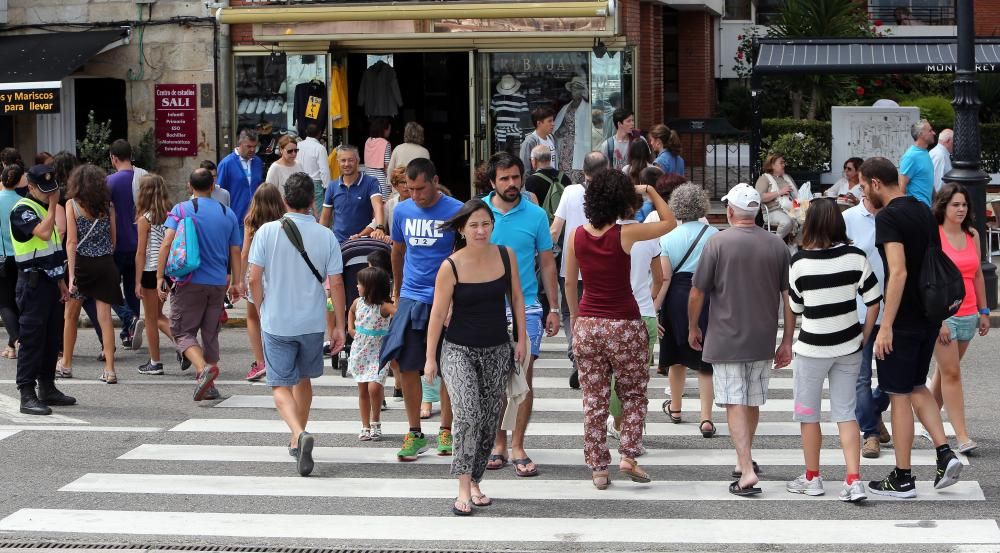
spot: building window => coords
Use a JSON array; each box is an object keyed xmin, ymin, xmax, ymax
[
  {"xmin": 723, "ymin": 0, "xmax": 752, "ymax": 21},
  {"xmin": 868, "ymin": 0, "xmax": 956, "ymax": 25},
  {"xmin": 755, "ymin": 0, "xmax": 783, "ymax": 25}
]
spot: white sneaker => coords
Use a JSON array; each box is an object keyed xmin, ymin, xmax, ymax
[
  {"xmin": 838, "ymin": 480, "xmax": 867, "ymax": 503},
  {"xmin": 370, "ymin": 423, "xmax": 382, "ymax": 442},
  {"xmin": 358, "ymin": 428, "xmax": 371, "ymax": 441},
  {"xmin": 786, "ymin": 474, "xmax": 825, "ymax": 496},
  {"xmin": 606, "ymin": 416, "xmax": 620, "ymax": 440}
]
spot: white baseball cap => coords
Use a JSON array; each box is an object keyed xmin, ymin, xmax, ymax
[{"xmin": 721, "ymin": 183, "xmax": 761, "ymax": 211}]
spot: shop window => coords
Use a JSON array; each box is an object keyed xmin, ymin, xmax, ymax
[
  {"xmin": 723, "ymin": 0, "xmax": 752, "ymax": 20},
  {"xmin": 235, "ymin": 53, "xmax": 328, "ymax": 138}
]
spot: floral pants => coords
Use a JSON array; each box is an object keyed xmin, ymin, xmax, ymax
[{"xmin": 572, "ymin": 317, "xmax": 650, "ymax": 471}]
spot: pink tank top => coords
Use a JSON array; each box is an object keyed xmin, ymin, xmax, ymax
[
  {"xmin": 575, "ymin": 225, "xmax": 640, "ymax": 320},
  {"xmin": 939, "ymin": 227, "xmax": 978, "ymax": 317}
]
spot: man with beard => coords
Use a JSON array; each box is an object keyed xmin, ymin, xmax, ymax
[{"xmin": 482, "ymin": 152, "xmax": 560, "ymax": 477}]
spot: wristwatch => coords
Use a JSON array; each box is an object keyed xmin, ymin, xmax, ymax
[
  {"xmin": 979, "ymin": 308, "xmax": 990, "ymax": 316},
  {"xmin": 375, "ymin": 224, "xmax": 388, "ymax": 232}
]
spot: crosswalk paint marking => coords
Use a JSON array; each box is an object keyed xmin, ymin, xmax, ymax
[
  {"xmin": 0, "ymin": 430, "xmax": 18, "ymax": 441},
  {"xmin": 118, "ymin": 444, "xmax": 965, "ymax": 467},
  {"xmin": 215, "ymin": 395, "xmax": 827, "ymax": 413},
  {"xmin": 0, "ymin": 394, "xmax": 87, "ymax": 425},
  {"xmin": 0, "ymin": 425, "xmax": 161, "ymax": 433},
  {"xmin": 2, "ymin": 510, "xmax": 996, "ymax": 543},
  {"xmin": 61, "ymin": 473, "xmax": 986, "ymax": 502},
  {"xmin": 169, "ymin": 418, "xmax": 955, "ymax": 437}
]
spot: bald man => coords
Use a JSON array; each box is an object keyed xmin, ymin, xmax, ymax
[{"xmin": 929, "ymin": 128, "xmax": 953, "ymax": 193}]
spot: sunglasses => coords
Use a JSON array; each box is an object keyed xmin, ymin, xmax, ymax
[{"xmin": 285, "ymin": 149, "xmax": 299, "ymax": 154}]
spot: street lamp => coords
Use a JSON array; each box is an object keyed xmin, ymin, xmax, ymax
[{"xmin": 945, "ymin": 0, "xmax": 998, "ymax": 308}]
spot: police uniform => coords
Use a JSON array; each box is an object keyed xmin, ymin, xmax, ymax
[{"xmin": 10, "ymin": 165, "xmax": 75, "ymax": 415}]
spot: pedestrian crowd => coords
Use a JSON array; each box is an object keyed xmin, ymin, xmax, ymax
[{"xmin": 0, "ymin": 113, "xmax": 990, "ymax": 515}]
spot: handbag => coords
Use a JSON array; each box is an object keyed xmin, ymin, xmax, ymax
[{"xmin": 498, "ymin": 245, "xmax": 518, "ymax": 339}]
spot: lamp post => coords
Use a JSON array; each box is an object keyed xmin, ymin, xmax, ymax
[{"xmin": 945, "ymin": 0, "xmax": 997, "ymax": 308}]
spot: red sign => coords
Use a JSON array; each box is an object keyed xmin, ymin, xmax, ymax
[{"xmin": 155, "ymin": 84, "xmax": 198, "ymax": 157}]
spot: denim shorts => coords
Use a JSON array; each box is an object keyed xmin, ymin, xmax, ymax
[
  {"xmin": 945, "ymin": 314, "xmax": 979, "ymax": 342},
  {"xmin": 263, "ymin": 331, "xmax": 325, "ymax": 387},
  {"xmin": 508, "ymin": 304, "xmax": 543, "ymax": 358}
]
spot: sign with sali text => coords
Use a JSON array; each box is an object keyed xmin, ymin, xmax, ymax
[{"xmin": 155, "ymin": 84, "xmax": 197, "ymax": 157}]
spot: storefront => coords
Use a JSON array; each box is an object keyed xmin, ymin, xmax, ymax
[{"xmin": 220, "ymin": 1, "xmax": 633, "ymax": 200}]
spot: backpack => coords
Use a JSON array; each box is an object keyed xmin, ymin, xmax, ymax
[
  {"xmin": 164, "ymin": 199, "xmax": 226, "ymax": 284},
  {"xmin": 921, "ymin": 231, "xmax": 966, "ymax": 322},
  {"xmin": 537, "ymin": 170, "xmax": 566, "ymax": 223}
]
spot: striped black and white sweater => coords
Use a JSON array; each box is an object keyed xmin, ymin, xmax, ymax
[{"xmin": 788, "ymin": 244, "xmax": 882, "ymax": 358}]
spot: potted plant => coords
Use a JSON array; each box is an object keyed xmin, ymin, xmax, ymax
[{"xmin": 764, "ymin": 132, "xmax": 831, "ymax": 193}]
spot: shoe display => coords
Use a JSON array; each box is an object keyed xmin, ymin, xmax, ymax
[
  {"xmin": 786, "ymin": 474, "xmax": 825, "ymax": 496},
  {"xmin": 397, "ymin": 431, "xmax": 428, "ymax": 461},
  {"xmin": 245, "ymin": 361, "xmax": 266, "ymax": 382},
  {"xmin": 437, "ymin": 428, "xmax": 453, "ymax": 456},
  {"xmin": 934, "ymin": 450, "xmax": 962, "ymax": 490},
  {"xmin": 868, "ymin": 469, "xmax": 916, "ymax": 498},
  {"xmin": 838, "ymin": 480, "xmax": 867, "ymax": 503},
  {"xmin": 370, "ymin": 422, "xmax": 382, "ymax": 441},
  {"xmin": 237, "ymin": 98, "xmax": 249, "ymax": 115},
  {"xmin": 862, "ymin": 435, "xmax": 880, "ymax": 458},
  {"xmin": 137, "ymin": 361, "xmax": 164, "ymax": 376}
]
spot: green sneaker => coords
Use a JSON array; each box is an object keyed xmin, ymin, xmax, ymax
[
  {"xmin": 397, "ymin": 431, "xmax": 428, "ymax": 461},
  {"xmin": 436, "ymin": 428, "xmax": 453, "ymax": 456}
]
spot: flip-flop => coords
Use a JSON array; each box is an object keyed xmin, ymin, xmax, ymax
[
  {"xmin": 729, "ymin": 480, "xmax": 762, "ymax": 496},
  {"xmin": 731, "ymin": 460, "xmax": 760, "ymax": 478},
  {"xmin": 512, "ymin": 457, "xmax": 539, "ymax": 477},
  {"xmin": 451, "ymin": 498, "xmax": 473, "ymax": 516},
  {"xmin": 470, "ymin": 494, "xmax": 492, "ymax": 507},
  {"xmin": 486, "ymin": 454, "xmax": 508, "ymax": 470}
]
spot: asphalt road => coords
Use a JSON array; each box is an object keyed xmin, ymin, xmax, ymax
[{"xmin": 0, "ymin": 326, "xmax": 998, "ymax": 553}]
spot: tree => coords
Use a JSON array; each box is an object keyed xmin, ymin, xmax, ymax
[{"xmin": 76, "ymin": 110, "xmax": 113, "ymax": 172}]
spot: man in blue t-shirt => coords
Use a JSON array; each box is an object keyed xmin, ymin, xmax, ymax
[
  {"xmin": 483, "ymin": 152, "xmax": 560, "ymax": 478},
  {"xmin": 899, "ymin": 119, "xmax": 936, "ymax": 206},
  {"xmin": 379, "ymin": 158, "xmax": 462, "ymax": 461},
  {"xmin": 158, "ymin": 168, "xmax": 242, "ymax": 403}
]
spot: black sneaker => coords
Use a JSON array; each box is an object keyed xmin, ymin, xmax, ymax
[
  {"xmin": 177, "ymin": 350, "xmax": 192, "ymax": 371},
  {"xmin": 569, "ymin": 370, "xmax": 580, "ymax": 390},
  {"xmin": 19, "ymin": 395, "xmax": 52, "ymax": 416},
  {"xmin": 323, "ymin": 341, "xmax": 332, "ymax": 357},
  {"xmin": 934, "ymin": 450, "xmax": 963, "ymax": 490},
  {"xmin": 868, "ymin": 469, "xmax": 916, "ymax": 499},
  {"xmin": 121, "ymin": 333, "xmax": 132, "ymax": 350},
  {"xmin": 202, "ymin": 384, "xmax": 221, "ymax": 401},
  {"xmin": 137, "ymin": 361, "xmax": 164, "ymax": 375}
]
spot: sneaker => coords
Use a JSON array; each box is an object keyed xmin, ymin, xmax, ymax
[
  {"xmin": 868, "ymin": 469, "xmax": 917, "ymax": 498},
  {"xmin": 177, "ymin": 350, "xmax": 192, "ymax": 372},
  {"xmin": 392, "ymin": 388, "xmax": 404, "ymax": 402},
  {"xmin": 358, "ymin": 427, "xmax": 372, "ymax": 441},
  {"xmin": 838, "ymin": 480, "xmax": 868, "ymax": 503},
  {"xmin": 397, "ymin": 431, "xmax": 428, "ymax": 461},
  {"xmin": 934, "ymin": 450, "xmax": 963, "ymax": 490},
  {"xmin": 121, "ymin": 334, "xmax": 132, "ymax": 350},
  {"xmin": 786, "ymin": 474, "xmax": 825, "ymax": 496},
  {"xmin": 958, "ymin": 440, "xmax": 979, "ymax": 454},
  {"xmin": 245, "ymin": 361, "xmax": 266, "ymax": 382},
  {"xmin": 202, "ymin": 385, "xmax": 221, "ymax": 401},
  {"xmin": 862, "ymin": 436, "xmax": 880, "ymax": 458},
  {"xmin": 137, "ymin": 361, "xmax": 164, "ymax": 375},
  {"xmin": 130, "ymin": 319, "xmax": 144, "ymax": 351},
  {"xmin": 193, "ymin": 365, "xmax": 220, "ymax": 401},
  {"xmin": 606, "ymin": 416, "xmax": 620, "ymax": 440},
  {"xmin": 436, "ymin": 428, "xmax": 453, "ymax": 456},
  {"xmin": 370, "ymin": 423, "xmax": 382, "ymax": 441},
  {"xmin": 878, "ymin": 420, "xmax": 891, "ymax": 444}
]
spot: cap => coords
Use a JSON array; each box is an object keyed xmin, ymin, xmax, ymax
[
  {"xmin": 26, "ymin": 164, "xmax": 58, "ymax": 193},
  {"xmin": 721, "ymin": 182, "xmax": 761, "ymax": 211}
]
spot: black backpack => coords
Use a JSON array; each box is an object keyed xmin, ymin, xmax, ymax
[{"xmin": 920, "ymin": 228, "xmax": 965, "ymax": 322}]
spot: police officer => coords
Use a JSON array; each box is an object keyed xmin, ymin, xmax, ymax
[{"xmin": 10, "ymin": 165, "xmax": 75, "ymax": 415}]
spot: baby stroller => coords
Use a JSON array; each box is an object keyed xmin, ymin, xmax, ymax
[{"xmin": 336, "ymin": 237, "xmax": 392, "ymax": 376}]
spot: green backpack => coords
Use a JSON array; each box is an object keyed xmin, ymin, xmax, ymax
[{"xmin": 537, "ymin": 171, "xmax": 566, "ymax": 223}]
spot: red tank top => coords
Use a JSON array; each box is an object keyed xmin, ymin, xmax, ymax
[
  {"xmin": 939, "ymin": 227, "xmax": 978, "ymax": 317},
  {"xmin": 575, "ymin": 224, "xmax": 641, "ymax": 320}
]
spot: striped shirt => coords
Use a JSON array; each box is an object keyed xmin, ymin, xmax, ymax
[
  {"xmin": 142, "ymin": 212, "xmax": 166, "ymax": 272},
  {"xmin": 788, "ymin": 244, "xmax": 882, "ymax": 358}
]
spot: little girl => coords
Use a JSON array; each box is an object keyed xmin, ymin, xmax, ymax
[
  {"xmin": 348, "ymin": 266, "xmax": 395, "ymax": 441},
  {"xmin": 241, "ymin": 184, "xmax": 286, "ymax": 382},
  {"xmin": 134, "ymin": 174, "xmax": 175, "ymax": 375}
]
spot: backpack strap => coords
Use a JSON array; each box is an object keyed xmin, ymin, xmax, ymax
[
  {"xmin": 498, "ymin": 245, "xmax": 519, "ymax": 339},
  {"xmin": 280, "ymin": 217, "xmax": 324, "ymax": 284},
  {"xmin": 675, "ymin": 224, "xmax": 710, "ymax": 272}
]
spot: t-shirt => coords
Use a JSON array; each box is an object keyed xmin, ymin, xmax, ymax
[
  {"xmin": 842, "ymin": 201, "xmax": 885, "ymax": 325},
  {"xmin": 599, "ymin": 137, "xmax": 630, "ymax": 170},
  {"xmin": 654, "ymin": 150, "xmax": 685, "ymax": 176},
  {"xmin": 929, "ymin": 143, "xmax": 952, "ymax": 193},
  {"xmin": 553, "ymin": 183, "xmax": 587, "ymax": 278},
  {"xmin": 391, "ymin": 193, "xmax": 463, "ymax": 304},
  {"xmin": 107, "ymin": 169, "xmax": 138, "ymax": 253},
  {"xmin": 0, "ymin": 189, "xmax": 22, "ymax": 256},
  {"xmin": 620, "ymin": 219, "xmax": 661, "ymax": 317},
  {"xmin": 164, "ymin": 197, "xmax": 242, "ymax": 286},
  {"xmin": 264, "ymin": 162, "xmax": 304, "ymax": 190},
  {"xmin": 323, "ymin": 173, "xmax": 382, "ymax": 242},
  {"xmin": 211, "ymin": 185, "xmax": 231, "ymax": 207},
  {"xmin": 248, "ymin": 212, "xmax": 343, "ymax": 336},
  {"xmin": 486, "ymin": 192, "xmax": 553, "ymax": 307},
  {"xmin": 660, "ymin": 221, "xmax": 719, "ymax": 274},
  {"xmin": 875, "ymin": 195, "xmax": 939, "ymax": 329},
  {"xmin": 692, "ymin": 225, "xmax": 790, "ymax": 363},
  {"xmin": 899, "ymin": 145, "xmax": 935, "ymax": 207}
]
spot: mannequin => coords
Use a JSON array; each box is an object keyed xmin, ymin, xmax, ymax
[
  {"xmin": 554, "ymin": 75, "xmax": 591, "ymax": 182},
  {"xmin": 490, "ymin": 74, "xmax": 529, "ymax": 154}
]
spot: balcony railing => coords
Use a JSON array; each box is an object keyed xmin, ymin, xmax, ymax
[{"xmin": 868, "ymin": 1, "xmax": 956, "ymax": 26}]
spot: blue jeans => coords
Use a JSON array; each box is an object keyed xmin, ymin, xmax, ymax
[
  {"xmin": 112, "ymin": 251, "xmax": 140, "ymax": 338},
  {"xmin": 855, "ymin": 326, "xmax": 889, "ymax": 438},
  {"xmin": 558, "ymin": 276, "xmax": 583, "ymax": 369}
]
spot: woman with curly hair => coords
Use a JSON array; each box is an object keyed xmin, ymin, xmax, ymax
[
  {"xmin": 63, "ymin": 164, "xmax": 122, "ymax": 383},
  {"xmin": 564, "ymin": 168, "xmax": 676, "ymax": 489}
]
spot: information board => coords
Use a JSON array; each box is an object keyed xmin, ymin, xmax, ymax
[{"xmin": 155, "ymin": 84, "xmax": 198, "ymax": 157}]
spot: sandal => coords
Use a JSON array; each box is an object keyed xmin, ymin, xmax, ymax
[
  {"xmin": 728, "ymin": 479, "xmax": 762, "ymax": 496},
  {"xmin": 485, "ymin": 454, "xmax": 508, "ymax": 470},
  {"xmin": 662, "ymin": 399, "xmax": 682, "ymax": 423},
  {"xmin": 451, "ymin": 498, "xmax": 473, "ymax": 516},
  {"xmin": 512, "ymin": 457, "xmax": 538, "ymax": 477},
  {"xmin": 100, "ymin": 371, "xmax": 118, "ymax": 385},
  {"xmin": 700, "ymin": 420, "xmax": 717, "ymax": 438},
  {"xmin": 731, "ymin": 460, "xmax": 760, "ymax": 479},
  {"xmin": 470, "ymin": 493, "xmax": 492, "ymax": 507},
  {"xmin": 619, "ymin": 457, "xmax": 651, "ymax": 483},
  {"xmin": 55, "ymin": 360, "xmax": 72, "ymax": 379},
  {"xmin": 592, "ymin": 470, "xmax": 610, "ymax": 490}
]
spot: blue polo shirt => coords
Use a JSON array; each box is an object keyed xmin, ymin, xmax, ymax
[
  {"xmin": 485, "ymin": 191, "xmax": 552, "ymax": 307},
  {"xmin": 900, "ymin": 145, "xmax": 934, "ymax": 207},
  {"xmin": 323, "ymin": 173, "xmax": 382, "ymax": 242}
]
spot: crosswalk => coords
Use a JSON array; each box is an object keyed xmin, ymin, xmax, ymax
[{"xmin": 0, "ymin": 332, "xmax": 997, "ymax": 548}]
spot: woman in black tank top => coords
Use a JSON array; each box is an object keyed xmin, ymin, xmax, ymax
[{"xmin": 425, "ymin": 199, "xmax": 527, "ymax": 516}]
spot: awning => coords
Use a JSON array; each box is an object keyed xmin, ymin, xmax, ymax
[
  {"xmin": 0, "ymin": 29, "xmax": 130, "ymax": 91},
  {"xmin": 753, "ymin": 37, "xmax": 1000, "ymax": 79},
  {"xmin": 216, "ymin": 1, "xmax": 611, "ymax": 24}
]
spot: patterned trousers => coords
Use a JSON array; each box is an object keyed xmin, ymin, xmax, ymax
[
  {"xmin": 573, "ymin": 317, "xmax": 650, "ymax": 471},
  {"xmin": 439, "ymin": 340, "xmax": 513, "ymax": 482}
]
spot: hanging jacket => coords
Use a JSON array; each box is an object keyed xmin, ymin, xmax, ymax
[
  {"xmin": 358, "ymin": 61, "xmax": 403, "ymax": 118},
  {"xmin": 294, "ymin": 81, "xmax": 329, "ymax": 137}
]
